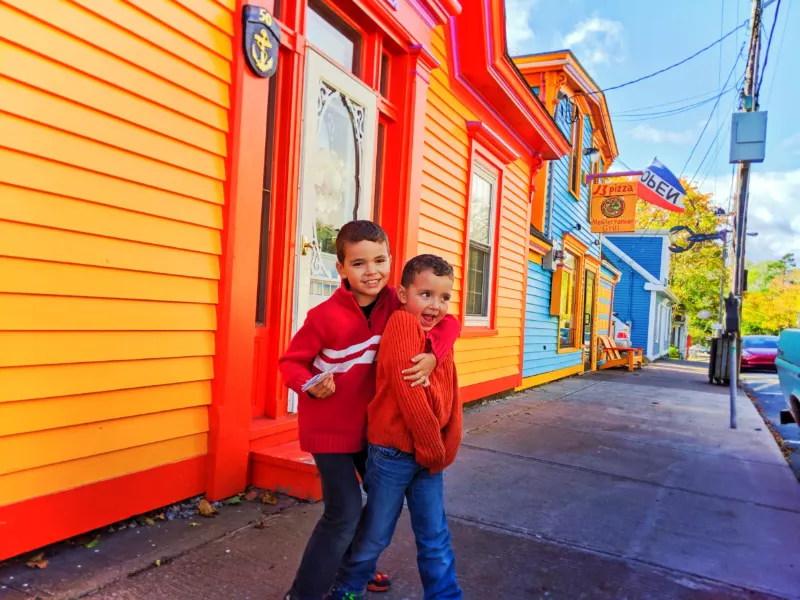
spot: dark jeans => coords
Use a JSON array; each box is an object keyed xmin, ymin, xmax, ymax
[
  {"xmin": 289, "ymin": 450, "xmax": 367, "ymax": 600},
  {"xmin": 334, "ymin": 445, "xmax": 462, "ymax": 600}
]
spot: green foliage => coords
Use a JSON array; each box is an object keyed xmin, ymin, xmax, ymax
[
  {"xmin": 669, "ymin": 345, "xmax": 680, "ymax": 359},
  {"xmin": 635, "ymin": 182, "xmax": 728, "ymax": 342},
  {"xmin": 741, "ymin": 258, "xmax": 800, "ymax": 335}
]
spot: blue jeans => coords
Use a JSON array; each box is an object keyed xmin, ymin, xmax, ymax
[{"xmin": 334, "ymin": 445, "xmax": 462, "ymax": 600}]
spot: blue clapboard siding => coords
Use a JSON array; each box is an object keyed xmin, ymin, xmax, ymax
[
  {"xmin": 603, "ymin": 250, "xmax": 651, "ymax": 352},
  {"xmin": 601, "ymin": 265, "xmax": 617, "ymax": 279},
  {"xmin": 549, "ymin": 104, "xmax": 600, "ymax": 259},
  {"xmin": 523, "ymin": 261, "xmax": 581, "ymax": 377},
  {"xmin": 605, "ymin": 235, "xmax": 664, "ymax": 280}
]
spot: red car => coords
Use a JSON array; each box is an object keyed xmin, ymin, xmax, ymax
[{"xmin": 741, "ymin": 335, "xmax": 779, "ymax": 370}]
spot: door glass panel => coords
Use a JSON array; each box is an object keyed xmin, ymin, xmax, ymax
[
  {"xmin": 583, "ymin": 270, "xmax": 595, "ymax": 367},
  {"xmin": 308, "ymin": 81, "xmax": 365, "ymax": 300}
]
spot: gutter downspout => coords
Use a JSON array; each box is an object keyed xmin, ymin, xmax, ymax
[{"xmin": 545, "ymin": 160, "xmax": 555, "ymax": 238}]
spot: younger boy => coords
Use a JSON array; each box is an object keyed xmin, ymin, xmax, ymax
[
  {"xmin": 330, "ymin": 254, "xmax": 463, "ymax": 600},
  {"xmin": 279, "ymin": 223, "xmax": 460, "ymax": 600}
]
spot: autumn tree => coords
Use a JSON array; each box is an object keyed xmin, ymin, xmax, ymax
[
  {"xmin": 634, "ymin": 182, "xmax": 728, "ymax": 341},
  {"xmin": 741, "ymin": 255, "xmax": 800, "ymax": 335}
]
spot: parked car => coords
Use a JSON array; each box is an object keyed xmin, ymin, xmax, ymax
[
  {"xmin": 741, "ymin": 335, "xmax": 779, "ymax": 370},
  {"xmin": 776, "ymin": 329, "xmax": 800, "ymax": 425}
]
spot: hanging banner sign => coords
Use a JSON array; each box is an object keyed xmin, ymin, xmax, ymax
[
  {"xmin": 243, "ymin": 5, "xmax": 280, "ymax": 78},
  {"xmin": 637, "ymin": 158, "xmax": 686, "ymax": 213},
  {"xmin": 590, "ymin": 181, "xmax": 637, "ymax": 233}
]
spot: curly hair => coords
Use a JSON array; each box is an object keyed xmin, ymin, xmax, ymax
[{"xmin": 401, "ymin": 254, "xmax": 454, "ymax": 287}]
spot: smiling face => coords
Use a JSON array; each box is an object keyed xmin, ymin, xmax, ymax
[
  {"xmin": 335, "ymin": 240, "xmax": 392, "ymax": 306},
  {"xmin": 398, "ymin": 269, "xmax": 454, "ymax": 332}
]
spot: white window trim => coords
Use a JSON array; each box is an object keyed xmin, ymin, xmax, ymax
[{"xmin": 465, "ymin": 162, "xmax": 498, "ymax": 327}]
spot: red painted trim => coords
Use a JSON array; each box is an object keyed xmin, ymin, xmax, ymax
[
  {"xmin": 461, "ymin": 373, "xmax": 518, "ymax": 403},
  {"xmin": 207, "ymin": 0, "xmax": 271, "ymax": 501},
  {"xmin": 0, "ymin": 456, "xmax": 205, "ymax": 562}
]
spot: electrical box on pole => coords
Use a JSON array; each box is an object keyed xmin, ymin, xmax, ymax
[{"xmin": 729, "ymin": 112, "xmax": 768, "ymax": 163}]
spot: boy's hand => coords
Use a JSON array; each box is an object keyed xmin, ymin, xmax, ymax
[
  {"xmin": 403, "ymin": 353, "xmax": 437, "ymax": 387},
  {"xmin": 307, "ymin": 373, "xmax": 335, "ymax": 398}
]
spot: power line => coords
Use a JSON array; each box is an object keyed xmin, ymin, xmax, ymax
[
  {"xmin": 613, "ymin": 86, "xmax": 730, "ymax": 115},
  {"xmin": 757, "ymin": 0, "xmax": 782, "ymax": 98},
  {"xmin": 690, "ymin": 81, "xmax": 744, "ymax": 185},
  {"xmin": 764, "ymin": 0, "xmax": 792, "ymax": 105},
  {"xmin": 573, "ymin": 19, "xmax": 750, "ymax": 98},
  {"xmin": 680, "ymin": 45, "xmax": 745, "ymax": 177},
  {"xmin": 612, "ymin": 84, "xmax": 741, "ymax": 121}
]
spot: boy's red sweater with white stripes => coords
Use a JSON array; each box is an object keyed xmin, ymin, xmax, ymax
[{"xmin": 279, "ymin": 285, "xmax": 460, "ymax": 454}]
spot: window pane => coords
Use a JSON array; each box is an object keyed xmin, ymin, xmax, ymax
[
  {"xmin": 466, "ymin": 244, "xmax": 489, "ymax": 317},
  {"xmin": 307, "ymin": 3, "xmax": 358, "ymax": 73},
  {"xmin": 372, "ymin": 122, "xmax": 385, "ymax": 220},
  {"xmin": 379, "ymin": 53, "xmax": 389, "ymax": 97},
  {"xmin": 469, "ymin": 172, "xmax": 493, "ymax": 245}
]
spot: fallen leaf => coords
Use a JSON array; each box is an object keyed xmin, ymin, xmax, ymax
[
  {"xmin": 261, "ymin": 492, "xmax": 278, "ymax": 505},
  {"xmin": 26, "ymin": 553, "xmax": 48, "ymax": 569},
  {"xmin": 144, "ymin": 518, "xmax": 156, "ymax": 526},
  {"xmin": 155, "ymin": 513, "xmax": 166, "ymax": 521},
  {"xmin": 155, "ymin": 559, "xmax": 161, "ymax": 567},
  {"xmin": 224, "ymin": 495, "xmax": 242, "ymax": 505},
  {"xmin": 198, "ymin": 499, "xmax": 217, "ymax": 518},
  {"xmin": 189, "ymin": 522, "xmax": 199, "ymax": 527},
  {"xmin": 85, "ymin": 538, "xmax": 100, "ymax": 549},
  {"xmin": 244, "ymin": 491, "xmax": 258, "ymax": 502}
]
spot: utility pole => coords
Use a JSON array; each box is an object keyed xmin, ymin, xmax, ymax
[{"xmin": 727, "ymin": 0, "xmax": 766, "ymax": 428}]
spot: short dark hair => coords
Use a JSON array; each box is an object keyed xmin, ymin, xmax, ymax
[
  {"xmin": 401, "ymin": 254, "xmax": 454, "ymax": 287},
  {"xmin": 335, "ymin": 220, "xmax": 390, "ymax": 263}
]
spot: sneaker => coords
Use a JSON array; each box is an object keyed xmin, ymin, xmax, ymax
[{"xmin": 366, "ymin": 572, "xmax": 391, "ymax": 593}]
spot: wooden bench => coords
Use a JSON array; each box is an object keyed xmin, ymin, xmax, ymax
[{"xmin": 597, "ymin": 334, "xmax": 643, "ymax": 372}]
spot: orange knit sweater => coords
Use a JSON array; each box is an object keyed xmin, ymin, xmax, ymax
[{"xmin": 367, "ymin": 310, "xmax": 462, "ymax": 472}]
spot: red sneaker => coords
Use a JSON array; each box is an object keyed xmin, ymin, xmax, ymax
[{"xmin": 367, "ymin": 572, "xmax": 391, "ymax": 593}]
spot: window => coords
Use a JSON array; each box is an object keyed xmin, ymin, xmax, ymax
[
  {"xmin": 465, "ymin": 164, "xmax": 497, "ymax": 322},
  {"xmin": 372, "ymin": 122, "xmax": 386, "ymax": 219},
  {"xmin": 306, "ymin": 1, "xmax": 361, "ymax": 74},
  {"xmin": 557, "ymin": 251, "xmax": 578, "ymax": 347},
  {"xmin": 379, "ymin": 52, "xmax": 390, "ymax": 97},
  {"xmin": 568, "ymin": 107, "xmax": 583, "ymax": 197}
]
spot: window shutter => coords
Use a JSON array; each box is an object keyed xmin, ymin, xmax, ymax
[{"xmin": 550, "ymin": 267, "xmax": 564, "ymax": 316}]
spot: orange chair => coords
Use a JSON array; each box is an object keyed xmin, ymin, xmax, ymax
[{"xmin": 598, "ymin": 334, "xmax": 643, "ymax": 372}]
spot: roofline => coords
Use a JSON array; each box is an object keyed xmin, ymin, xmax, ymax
[
  {"xmin": 602, "ymin": 238, "xmax": 662, "ymax": 287},
  {"xmin": 512, "ymin": 49, "xmax": 619, "ymax": 159}
]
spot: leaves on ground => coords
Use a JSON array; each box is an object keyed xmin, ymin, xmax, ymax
[
  {"xmin": 85, "ymin": 538, "xmax": 100, "ymax": 549},
  {"xmin": 189, "ymin": 522, "xmax": 199, "ymax": 527},
  {"xmin": 244, "ymin": 490, "xmax": 258, "ymax": 502},
  {"xmin": 155, "ymin": 559, "xmax": 161, "ymax": 567},
  {"xmin": 261, "ymin": 491, "xmax": 278, "ymax": 505},
  {"xmin": 224, "ymin": 495, "xmax": 243, "ymax": 505},
  {"xmin": 26, "ymin": 553, "xmax": 48, "ymax": 569},
  {"xmin": 198, "ymin": 499, "xmax": 217, "ymax": 517},
  {"xmin": 144, "ymin": 518, "xmax": 156, "ymax": 526}
]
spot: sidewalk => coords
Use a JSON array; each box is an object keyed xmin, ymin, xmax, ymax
[{"xmin": 3, "ymin": 361, "xmax": 799, "ymax": 599}]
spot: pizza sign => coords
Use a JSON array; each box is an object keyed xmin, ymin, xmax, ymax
[{"xmin": 590, "ymin": 181, "xmax": 637, "ymax": 233}]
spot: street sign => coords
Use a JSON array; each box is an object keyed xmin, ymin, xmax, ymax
[
  {"xmin": 638, "ymin": 158, "xmax": 686, "ymax": 213},
  {"xmin": 589, "ymin": 181, "xmax": 637, "ymax": 233}
]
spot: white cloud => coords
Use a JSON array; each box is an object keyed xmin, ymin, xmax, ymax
[
  {"xmin": 702, "ymin": 168, "xmax": 800, "ymax": 262},
  {"xmin": 630, "ymin": 124, "xmax": 697, "ymax": 144},
  {"xmin": 562, "ymin": 15, "xmax": 625, "ymax": 66},
  {"xmin": 505, "ymin": 0, "xmax": 537, "ymax": 55}
]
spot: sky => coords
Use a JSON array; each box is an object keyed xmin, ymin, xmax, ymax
[{"xmin": 505, "ymin": 0, "xmax": 799, "ymax": 263}]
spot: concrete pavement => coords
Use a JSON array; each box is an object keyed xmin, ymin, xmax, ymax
[{"xmin": 3, "ymin": 360, "xmax": 799, "ymax": 599}]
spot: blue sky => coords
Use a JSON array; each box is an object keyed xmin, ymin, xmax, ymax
[{"xmin": 506, "ymin": 0, "xmax": 799, "ymax": 262}]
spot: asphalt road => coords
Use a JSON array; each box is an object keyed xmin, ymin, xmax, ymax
[{"xmin": 741, "ymin": 369, "xmax": 800, "ymax": 479}]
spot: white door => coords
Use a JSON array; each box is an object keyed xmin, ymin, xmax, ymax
[{"xmin": 289, "ymin": 47, "xmax": 378, "ymax": 411}]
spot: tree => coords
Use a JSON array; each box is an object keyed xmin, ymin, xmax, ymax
[
  {"xmin": 741, "ymin": 262, "xmax": 800, "ymax": 335},
  {"xmin": 634, "ymin": 182, "xmax": 728, "ymax": 342}
]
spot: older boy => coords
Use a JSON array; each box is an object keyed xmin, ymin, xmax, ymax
[
  {"xmin": 330, "ymin": 254, "xmax": 463, "ymax": 600},
  {"xmin": 279, "ymin": 223, "xmax": 460, "ymax": 600}
]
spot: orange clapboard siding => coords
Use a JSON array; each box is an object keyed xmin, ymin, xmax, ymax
[
  {"xmin": 0, "ymin": 221, "xmax": 220, "ymax": 279},
  {"xmin": 72, "ymin": 0, "xmax": 232, "ymax": 82},
  {"xmin": 0, "ymin": 151, "xmax": 224, "ymax": 229},
  {"xmin": 0, "ymin": 258, "xmax": 218, "ymax": 303},
  {"xmin": 0, "ymin": 434, "xmax": 208, "ymax": 507},
  {"xmin": 0, "ymin": 331, "xmax": 215, "ymax": 367},
  {"xmin": 0, "ymin": 185, "xmax": 222, "ymax": 254},
  {"xmin": 0, "ymin": 41, "xmax": 228, "ymax": 155},
  {"xmin": 0, "ymin": 79, "xmax": 226, "ymax": 179},
  {"xmin": 0, "ymin": 5, "xmax": 228, "ymax": 129},
  {"xmin": 0, "ymin": 407, "xmax": 209, "ymax": 476},
  {"xmin": 127, "ymin": 0, "xmax": 233, "ymax": 59},
  {"xmin": 5, "ymin": 0, "xmax": 230, "ymax": 107},
  {"xmin": 0, "ymin": 382, "xmax": 212, "ymax": 437},
  {"xmin": 0, "ymin": 357, "xmax": 214, "ymax": 404},
  {"xmin": 0, "ymin": 0, "xmax": 233, "ymax": 513},
  {"xmin": 420, "ymin": 26, "xmax": 531, "ymax": 392},
  {"xmin": 0, "ymin": 115, "xmax": 224, "ymax": 204}
]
